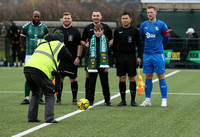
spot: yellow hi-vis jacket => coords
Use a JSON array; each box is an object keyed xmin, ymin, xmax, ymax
[{"xmin": 25, "ymin": 40, "xmax": 64, "ymax": 80}]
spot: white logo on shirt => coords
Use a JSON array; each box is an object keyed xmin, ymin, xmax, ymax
[
  {"xmin": 119, "ymin": 31, "xmax": 123, "ymax": 34},
  {"xmin": 146, "ymin": 32, "xmax": 156, "ymax": 38}
]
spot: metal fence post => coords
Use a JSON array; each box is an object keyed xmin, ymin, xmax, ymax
[{"xmin": 4, "ymin": 36, "xmax": 10, "ymax": 67}]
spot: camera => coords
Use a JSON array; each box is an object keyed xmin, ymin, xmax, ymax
[
  {"xmin": 51, "ymin": 70, "xmax": 74, "ymax": 93},
  {"xmin": 51, "ymin": 71, "xmax": 61, "ymax": 93}
]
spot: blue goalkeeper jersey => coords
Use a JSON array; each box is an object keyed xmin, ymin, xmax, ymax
[{"xmin": 140, "ymin": 19, "xmax": 169, "ymax": 54}]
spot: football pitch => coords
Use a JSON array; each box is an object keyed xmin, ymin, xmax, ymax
[{"xmin": 0, "ymin": 67, "xmax": 200, "ymax": 137}]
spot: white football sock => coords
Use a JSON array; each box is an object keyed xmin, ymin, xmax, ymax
[{"xmin": 25, "ymin": 96, "xmax": 29, "ymax": 100}]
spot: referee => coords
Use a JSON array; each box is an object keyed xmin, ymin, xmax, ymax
[
  {"xmin": 113, "ymin": 12, "xmax": 142, "ymax": 106},
  {"xmin": 81, "ymin": 11, "xmax": 113, "ymax": 100},
  {"xmin": 54, "ymin": 12, "xmax": 83, "ymax": 105}
]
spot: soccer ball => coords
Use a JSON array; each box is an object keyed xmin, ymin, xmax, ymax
[{"xmin": 77, "ymin": 98, "xmax": 90, "ymax": 110}]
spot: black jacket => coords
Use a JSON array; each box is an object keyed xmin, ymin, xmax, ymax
[
  {"xmin": 7, "ymin": 23, "xmax": 20, "ymax": 44},
  {"xmin": 188, "ymin": 33, "xmax": 199, "ymax": 49}
]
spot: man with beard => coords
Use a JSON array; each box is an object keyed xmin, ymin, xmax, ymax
[
  {"xmin": 20, "ymin": 11, "xmax": 48, "ymax": 105},
  {"xmin": 54, "ymin": 12, "xmax": 82, "ymax": 105},
  {"xmin": 140, "ymin": 5, "xmax": 169, "ymax": 107}
]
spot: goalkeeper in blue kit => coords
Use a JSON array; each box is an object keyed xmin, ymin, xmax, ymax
[{"xmin": 140, "ymin": 5, "xmax": 169, "ymax": 107}]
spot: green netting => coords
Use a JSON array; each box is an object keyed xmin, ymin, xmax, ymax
[{"xmin": 140, "ymin": 11, "xmax": 200, "ymax": 38}]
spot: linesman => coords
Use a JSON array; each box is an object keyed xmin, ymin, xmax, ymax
[{"xmin": 113, "ymin": 12, "xmax": 142, "ymax": 106}]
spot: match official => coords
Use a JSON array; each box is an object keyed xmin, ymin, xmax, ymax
[
  {"xmin": 54, "ymin": 12, "xmax": 82, "ymax": 105},
  {"xmin": 113, "ymin": 12, "xmax": 142, "ymax": 106}
]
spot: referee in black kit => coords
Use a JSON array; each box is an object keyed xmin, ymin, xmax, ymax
[
  {"xmin": 113, "ymin": 12, "xmax": 142, "ymax": 106},
  {"xmin": 54, "ymin": 12, "xmax": 83, "ymax": 105},
  {"xmin": 81, "ymin": 11, "xmax": 113, "ymax": 100}
]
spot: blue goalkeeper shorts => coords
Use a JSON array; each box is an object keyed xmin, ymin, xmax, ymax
[{"xmin": 143, "ymin": 53, "xmax": 166, "ymax": 74}]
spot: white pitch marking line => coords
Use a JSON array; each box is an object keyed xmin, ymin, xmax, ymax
[
  {"xmin": 2, "ymin": 91, "xmax": 200, "ymax": 95},
  {"xmin": 12, "ymin": 70, "xmax": 180, "ymax": 137}
]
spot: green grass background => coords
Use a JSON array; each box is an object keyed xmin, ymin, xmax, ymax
[{"xmin": 0, "ymin": 67, "xmax": 200, "ymax": 137}]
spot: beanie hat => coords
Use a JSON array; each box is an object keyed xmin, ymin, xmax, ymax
[{"xmin": 52, "ymin": 30, "xmax": 64, "ymax": 42}]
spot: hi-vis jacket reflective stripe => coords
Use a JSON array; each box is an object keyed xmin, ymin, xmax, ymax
[
  {"xmin": 37, "ymin": 39, "xmax": 43, "ymax": 46},
  {"xmin": 25, "ymin": 40, "xmax": 63, "ymax": 80}
]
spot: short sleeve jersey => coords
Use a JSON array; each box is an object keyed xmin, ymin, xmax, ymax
[
  {"xmin": 82, "ymin": 22, "xmax": 113, "ymax": 42},
  {"xmin": 55, "ymin": 26, "xmax": 81, "ymax": 58},
  {"xmin": 113, "ymin": 26, "xmax": 142, "ymax": 57},
  {"xmin": 21, "ymin": 22, "xmax": 48, "ymax": 55},
  {"xmin": 140, "ymin": 19, "xmax": 169, "ymax": 54}
]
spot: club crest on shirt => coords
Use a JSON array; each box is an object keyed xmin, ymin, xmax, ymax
[
  {"xmin": 68, "ymin": 35, "xmax": 73, "ymax": 41},
  {"xmin": 155, "ymin": 27, "xmax": 159, "ymax": 31},
  {"xmin": 41, "ymin": 29, "xmax": 44, "ymax": 34},
  {"xmin": 128, "ymin": 36, "xmax": 132, "ymax": 43}
]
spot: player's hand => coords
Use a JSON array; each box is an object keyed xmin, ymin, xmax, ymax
[
  {"xmin": 74, "ymin": 57, "xmax": 80, "ymax": 66},
  {"xmin": 108, "ymin": 39, "xmax": 113, "ymax": 47},
  {"xmin": 85, "ymin": 42, "xmax": 89, "ymax": 47},
  {"xmin": 113, "ymin": 57, "xmax": 117, "ymax": 65},
  {"xmin": 137, "ymin": 57, "xmax": 141, "ymax": 67},
  {"xmin": 104, "ymin": 68, "xmax": 109, "ymax": 72}
]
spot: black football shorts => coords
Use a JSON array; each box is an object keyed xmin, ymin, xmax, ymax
[{"xmin": 116, "ymin": 54, "xmax": 137, "ymax": 77}]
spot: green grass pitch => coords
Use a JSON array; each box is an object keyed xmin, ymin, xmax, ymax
[{"xmin": 0, "ymin": 67, "xmax": 200, "ymax": 137}]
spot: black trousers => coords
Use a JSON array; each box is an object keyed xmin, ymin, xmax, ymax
[
  {"xmin": 11, "ymin": 44, "xmax": 21, "ymax": 63},
  {"xmin": 89, "ymin": 68, "xmax": 110, "ymax": 103},
  {"xmin": 24, "ymin": 72, "xmax": 55, "ymax": 122}
]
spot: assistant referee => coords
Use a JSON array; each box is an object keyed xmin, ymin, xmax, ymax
[{"xmin": 113, "ymin": 12, "xmax": 142, "ymax": 106}]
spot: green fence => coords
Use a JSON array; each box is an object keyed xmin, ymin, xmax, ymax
[
  {"xmin": 0, "ymin": 35, "xmax": 200, "ymax": 68},
  {"xmin": 165, "ymin": 38, "xmax": 200, "ymax": 69},
  {"xmin": 140, "ymin": 11, "xmax": 200, "ymax": 38}
]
